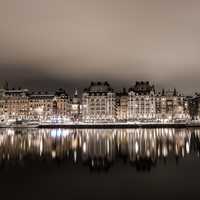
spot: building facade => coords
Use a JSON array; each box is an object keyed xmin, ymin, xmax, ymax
[
  {"xmin": 0, "ymin": 88, "xmax": 29, "ymax": 120},
  {"xmin": 187, "ymin": 94, "xmax": 200, "ymax": 120},
  {"xmin": 70, "ymin": 89, "xmax": 81, "ymax": 122},
  {"xmin": 116, "ymin": 88, "xmax": 128, "ymax": 122},
  {"xmin": 0, "ymin": 81, "xmax": 194, "ymax": 123},
  {"xmin": 128, "ymin": 81, "xmax": 156, "ymax": 121},
  {"xmin": 0, "ymin": 85, "xmax": 71, "ymax": 122},
  {"xmin": 156, "ymin": 89, "xmax": 189, "ymax": 122},
  {"xmin": 82, "ymin": 82, "xmax": 116, "ymax": 123},
  {"xmin": 28, "ymin": 89, "xmax": 70, "ymax": 121}
]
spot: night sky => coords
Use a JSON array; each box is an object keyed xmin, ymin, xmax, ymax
[{"xmin": 1, "ymin": 0, "xmax": 200, "ymax": 94}]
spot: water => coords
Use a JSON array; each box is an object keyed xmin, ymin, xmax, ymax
[{"xmin": 0, "ymin": 128, "xmax": 200, "ymax": 200}]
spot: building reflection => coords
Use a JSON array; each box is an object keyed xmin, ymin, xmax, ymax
[{"xmin": 0, "ymin": 128, "xmax": 199, "ymax": 171}]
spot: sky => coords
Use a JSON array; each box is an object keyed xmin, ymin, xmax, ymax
[{"xmin": 0, "ymin": 0, "xmax": 200, "ymax": 94}]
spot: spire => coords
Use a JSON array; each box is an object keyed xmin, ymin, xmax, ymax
[
  {"xmin": 173, "ymin": 88, "xmax": 177, "ymax": 96},
  {"xmin": 74, "ymin": 88, "xmax": 78, "ymax": 97},
  {"xmin": 122, "ymin": 87, "xmax": 126, "ymax": 94},
  {"xmin": 162, "ymin": 89, "xmax": 165, "ymax": 96}
]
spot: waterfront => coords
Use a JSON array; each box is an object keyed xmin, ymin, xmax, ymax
[{"xmin": 0, "ymin": 128, "xmax": 200, "ymax": 200}]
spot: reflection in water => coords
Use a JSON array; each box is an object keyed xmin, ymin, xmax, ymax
[{"xmin": 0, "ymin": 128, "xmax": 200, "ymax": 171}]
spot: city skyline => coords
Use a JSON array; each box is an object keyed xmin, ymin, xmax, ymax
[
  {"xmin": 0, "ymin": 78, "xmax": 199, "ymax": 96},
  {"xmin": 0, "ymin": 81, "xmax": 192, "ymax": 124}
]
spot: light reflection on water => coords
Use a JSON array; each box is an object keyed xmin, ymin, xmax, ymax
[{"xmin": 0, "ymin": 128, "xmax": 200, "ymax": 171}]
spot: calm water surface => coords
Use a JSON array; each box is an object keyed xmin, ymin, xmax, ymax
[{"xmin": 0, "ymin": 128, "xmax": 200, "ymax": 200}]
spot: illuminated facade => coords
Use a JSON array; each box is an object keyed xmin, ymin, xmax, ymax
[
  {"xmin": 82, "ymin": 82, "xmax": 116, "ymax": 122},
  {"xmin": 128, "ymin": 81, "xmax": 156, "ymax": 121},
  {"xmin": 29, "ymin": 89, "xmax": 70, "ymax": 121},
  {"xmin": 0, "ymin": 81, "xmax": 194, "ymax": 123},
  {"xmin": 70, "ymin": 89, "xmax": 81, "ymax": 122},
  {"xmin": 0, "ymin": 86, "xmax": 71, "ymax": 122},
  {"xmin": 116, "ymin": 88, "xmax": 128, "ymax": 121},
  {"xmin": 187, "ymin": 94, "xmax": 200, "ymax": 120},
  {"xmin": 0, "ymin": 88, "xmax": 29, "ymax": 120},
  {"xmin": 155, "ymin": 89, "xmax": 189, "ymax": 122}
]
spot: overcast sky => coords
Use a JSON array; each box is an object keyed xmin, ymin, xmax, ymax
[{"xmin": 0, "ymin": 0, "xmax": 200, "ymax": 94}]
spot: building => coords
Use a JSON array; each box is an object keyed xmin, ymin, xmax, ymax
[
  {"xmin": 82, "ymin": 81, "xmax": 116, "ymax": 123},
  {"xmin": 0, "ymin": 83, "xmax": 71, "ymax": 122},
  {"xmin": 156, "ymin": 89, "xmax": 189, "ymax": 122},
  {"xmin": 116, "ymin": 88, "xmax": 128, "ymax": 122},
  {"xmin": 187, "ymin": 94, "xmax": 200, "ymax": 120},
  {"xmin": 128, "ymin": 81, "xmax": 156, "ymax": 121},
  {"xmin": 0, "ymin": 87, "xmax": 29, "ymax": 120},
  {"xmin": 0, "ymin": 81, "xmax": 193, "ymax": 123},
  {"xmin": 54, "ymin": 88, "xmax": 71, "ymax": 118},
  {"xmin": 70, "ymin": 89, "xmax": 81, "ymax": 122},
  {"xmin": 28, "ymin": 91, "xmax": 55, "ymax": 120},
  {"xmin": 29, "ymin": 89, "xmax": 70, "ymax": 121}
]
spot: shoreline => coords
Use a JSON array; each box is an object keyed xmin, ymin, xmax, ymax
[
  {"xmin": 0, "ymin": 123, "xmax": 199, "ymax": 129},
  {"xmin": 37, "ymin": 123, "xmax": 200, "ymax": 129}
]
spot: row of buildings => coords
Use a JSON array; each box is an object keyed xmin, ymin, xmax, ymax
[
  {"xmin": 82, "ymin": 81, "xmax": 190, "ymax": 122},
  {"xmin": 0, "ymin": 85, "xmax": 80, "ymax": 122},
  {"xmin": 0, "ymin": 81, "xmax": 196, "ymax": 123}
]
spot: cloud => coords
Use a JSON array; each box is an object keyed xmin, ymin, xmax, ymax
[{"xmin": 0, "ymin": 0, "xmax": 200, "ymax": 94}]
